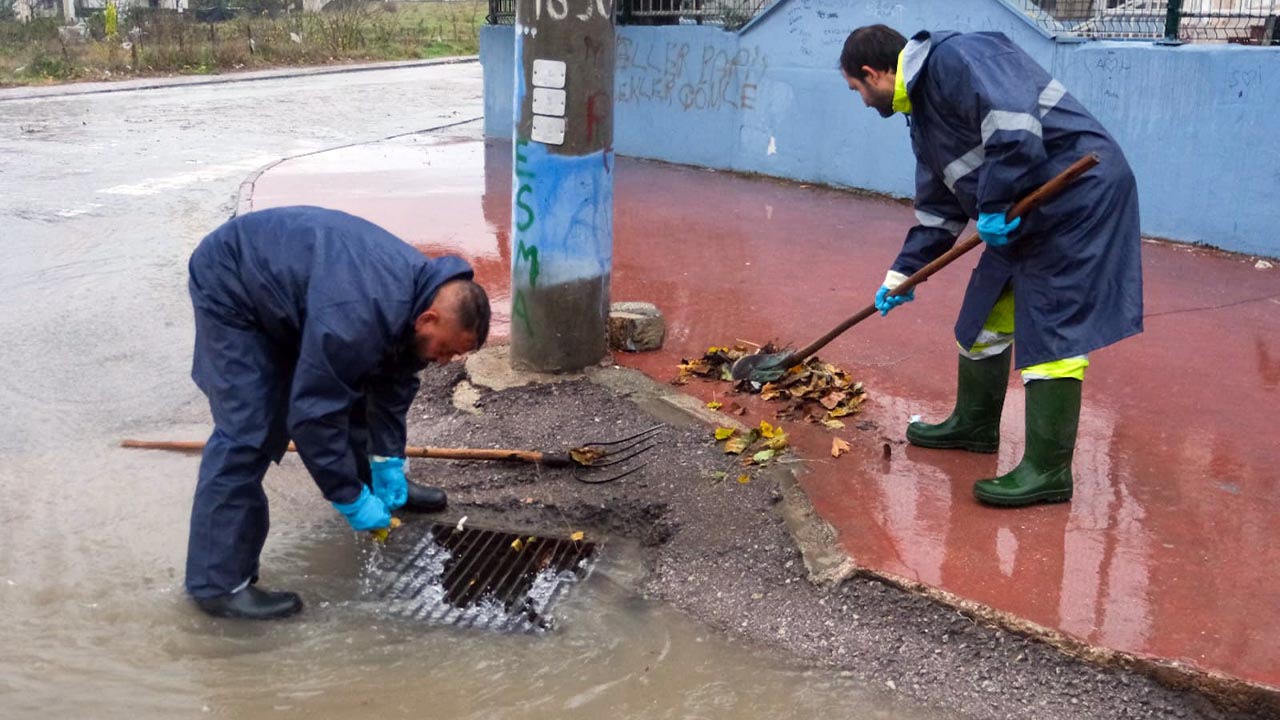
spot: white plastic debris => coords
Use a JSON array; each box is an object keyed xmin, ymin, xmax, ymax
[
  {"xmin": 1256, "ymin": 259, "xmax": 1274, "ymax": 270},
  {"xmin": 455, "ymin": 515, "xmax": 468, "ymax": 532},
  {"xmin": 910, "ymin": 414, "xmax": 922, "ymax": 423}
]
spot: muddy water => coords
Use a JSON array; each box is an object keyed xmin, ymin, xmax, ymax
[
  {"xmin": 2, "ymin": 532, "xmax": 945, "ymax": 719},
  {"xmin": 0, "ymin": 67, "xmax": 947, "ymax": 720}
]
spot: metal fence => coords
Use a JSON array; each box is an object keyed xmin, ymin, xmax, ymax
[
  {"xmin": 487, "ymin": 0, "xmax": 769, "ymax": 29},
  {"xmin": 1013, "ymin": 0, "xmax": 1279, "ymax": 43},
  {"xmin": 486, "ymin": 0, "xmax": 1277, "ymax": 42}
]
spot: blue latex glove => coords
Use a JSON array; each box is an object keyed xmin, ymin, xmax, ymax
[
  {"xmin": 976, "ymin": 212, "xmax": 1022, "ymax": 247},
  {"xmin": 331, "ymin": 486, "xmax": 391, "ymax": 532},
  {"xmin": 370, "ymin": 456, "xmax": 408, "ymax": 511},
  {"xmin": 874, "ymin": 279, "xmax": 915, "ymax": 317}
]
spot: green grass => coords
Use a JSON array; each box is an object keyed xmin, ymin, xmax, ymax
[{"xmin": 0, "ymin": 0, "xmax": 483, "ymax": 86}]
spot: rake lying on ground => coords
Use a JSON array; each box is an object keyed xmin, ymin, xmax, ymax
[{"xmin": 121, "ymin": 424, "xmax": 663, "ymax": 484}]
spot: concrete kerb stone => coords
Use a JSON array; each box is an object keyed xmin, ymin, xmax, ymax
[
  {"xmin": 0, "ymin": 57, "xmax": 479, "ymax": 103},
  {"xmin": 233, "ymin": 115, "xmax": 484, "ymax": 218},
  {"xmin": 608, "ymin": 301, "xmax": 666, "ymax": 352}
]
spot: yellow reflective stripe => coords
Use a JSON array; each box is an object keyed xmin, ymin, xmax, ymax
[
  {"xmin": 959, "ymin": 289, "xmax": 1016, "ymax": 360},
  {"xmin": 982, "ymin": 290, "xmax": 1016, "ymax": 336},
  {"xmin": 960, "ymin": 289, "xmax": 1088, "ymax": 379},
  {"xmin": 892, "ymin": 49, "xmax": 912, "ymax": 114},
  {"xmin": 1022, "ymin": 356, "xmax": 1089, "ymax": 382}
]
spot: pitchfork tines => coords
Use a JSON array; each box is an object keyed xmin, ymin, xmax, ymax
[{"xmin": 567, "ymin": 424, "xmax": 663, "ymax": 484}]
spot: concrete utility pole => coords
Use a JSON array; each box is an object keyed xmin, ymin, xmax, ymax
[{"xmin": 509, "ymin": 0, "xmax": 616, "ymax": 372}]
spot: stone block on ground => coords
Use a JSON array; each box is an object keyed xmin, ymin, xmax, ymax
[{"xmin": 608, "ymin": 301, "xmax": 665, "ymax": 352}]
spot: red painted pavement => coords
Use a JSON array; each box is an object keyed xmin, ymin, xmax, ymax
[{"xmin": 249, "ymin": 135, "xmax": 1280, "ymax": 689}]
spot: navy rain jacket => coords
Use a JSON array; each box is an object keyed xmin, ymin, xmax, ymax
[
  {"xmin": 188, "ymin": 206, "xmax": 474, "ymax": 503},
  {"xmin": 894, "ymin": 31, "xmax": 1143, "ymax": 367}
]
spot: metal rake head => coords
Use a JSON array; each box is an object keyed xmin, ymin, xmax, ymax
[{"xmin": 568, "ymin": 424, "xmax": 664, "ymax": 484}]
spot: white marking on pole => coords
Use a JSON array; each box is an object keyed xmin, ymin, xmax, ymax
[
  {"xmin": 532, "ymin": 87, "xmax": 567, "ymax": 117},
  {"xmin": 532, "ymin": 59, "xmax": 566, "ymax": 89},
  {"xmin": 531, "ymin": 115, "xmax": 566, "ymax": 145}
]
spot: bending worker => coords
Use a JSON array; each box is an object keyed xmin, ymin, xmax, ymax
[
  {"xmin": 186, "ymin": 206, "xmax": 490, "ymax": 619},
  {"xmin": 839, "ymin": 25, "xmax": 1143, "ymax": 506}
]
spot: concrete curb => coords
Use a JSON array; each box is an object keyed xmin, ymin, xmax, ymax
[
  {"xmin": 817, "ymin": 550, "xmax": 1280, "ymax": 715},
  {"xmin": 0, "ymin": 56, "xmax": 478, "ymax": 103},
  {"xmin": 233, "ymin": 115, "xmax": 483, "ymax": 217}
]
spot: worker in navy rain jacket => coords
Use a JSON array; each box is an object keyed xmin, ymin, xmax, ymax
[
  {"xmin": 186, "ymin": 206, "xmax": 490, "ymax": 619},
  {"xmin": 838, "ymin": 26, "xmax": 1143, "ymax": 507}
]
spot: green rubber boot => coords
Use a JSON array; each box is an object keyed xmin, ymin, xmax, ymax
[
  {"xmin": 906, "ymin": 348, "xmax": 1011, "ymax": 454},
  {"xmin": 973, "ymin": 378, "xmax": 1081, "ymax": 507}
]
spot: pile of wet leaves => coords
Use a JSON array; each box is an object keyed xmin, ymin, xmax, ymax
[{"xmin": 675, "ymin": 344, "xmax": 868, "ymax": 428}]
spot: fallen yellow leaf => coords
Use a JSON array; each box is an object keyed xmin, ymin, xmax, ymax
[
  {"xmin": 724, "ymin": 429, "xmax": 759, "ymax": 454},
  {"xmin": 820, "ymin": 391, "xmax": 847, "ymax": 410},
  {"xmin": 737, "ymin": 474, "xmax": 751, "ymax": 484},
  {"xmin": 570, "ymin": 446, "xmax": 607, "ymax": 464},
  {"xmin": 759, "ymin": 420, "xmax": 776, "ymax": 438},
  {"xmin": 821, "ymin": 418, "xmax": 846, "ymax": 430},
  {"xmin": 370, "ymin": 517, "xmax": 403, "ymax": 544},
  {"xmin": 831, "ymin": 437, "xmax": 851, "ymax": 458},
  {"xmin": 706, "ymin": 401, "xmax": 723, "ymax": 411},
  {"xmin": 766, "ymin": 429, "xmax": 789, "ymax": 451},
  {"xmin": 570, "ymin": 531, "xmax": 585, "ymax": 542},
  {"xmin": 511, "ymin": 538, "xmax": 525, "ymax": 552},
  {"xmin": 714, "ymin": 427, "xmax": 736, "ymax": 441}
]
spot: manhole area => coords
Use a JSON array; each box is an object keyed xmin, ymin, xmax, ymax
[{"xmin": 378, "ymin": 523, "xmax": 598, "ymax": 632}]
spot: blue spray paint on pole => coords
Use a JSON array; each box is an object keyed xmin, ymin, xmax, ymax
[{"xmin": 510, "ymin": 0, "xmax": 615, "ymax": 372}]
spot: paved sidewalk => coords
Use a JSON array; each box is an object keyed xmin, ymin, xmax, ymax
[
  {"xmin": 246, "ymin": 132, "xmax": 1280, "ymax": 693},
  {"xmin": 0, "ymin": 57, "xmax": 476, "ymax": 102}
]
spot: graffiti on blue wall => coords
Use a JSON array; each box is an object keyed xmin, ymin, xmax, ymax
[{"xmin": 616, "ymin": 36, "xmax": 769, "ymax": 112}]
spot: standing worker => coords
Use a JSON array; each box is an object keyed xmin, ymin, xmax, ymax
[
  {"xmin": 186, "ymin": 206, "xmax": 490, "ymax": 619},
  {"xmin": 838, "ymin": 25, "xmax": 1143, "ymax": 506}
]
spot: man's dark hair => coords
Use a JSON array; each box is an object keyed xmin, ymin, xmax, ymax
[
  {"xmin": 839, "ymin": 24, "xmax": 908, "ymax": 80},
  {"xmin": 446, "ymin": 279, "xmax": 491, "ymax": 349}
]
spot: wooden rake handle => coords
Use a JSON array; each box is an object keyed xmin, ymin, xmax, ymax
[
  {"xmin": 120, "ymin": 439, "xmax": 572, "ymax": 467},
  {"xmin": 788, "ymin": 152, "xmax": 1101, "ymax": 363}
]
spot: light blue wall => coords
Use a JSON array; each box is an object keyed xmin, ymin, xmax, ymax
[{"xmin": 481, "ymin": 0, "xmax": 1280, "ymax": 256}]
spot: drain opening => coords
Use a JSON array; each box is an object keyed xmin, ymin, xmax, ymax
[{"xmin": 379, "ymin": 523, "xmax": 598, "ymax": 632}]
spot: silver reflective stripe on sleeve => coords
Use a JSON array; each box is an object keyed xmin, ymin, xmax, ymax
[
  {"xmin": 1038, "ymin": 80, "xmax": 1067, "ymax": 118},
  {"xmin": 980, "ymin": 110, "xmax": 1044, "ymax": 144},
  {"xmin": 915, "ymin": 208, "xmax": 966, "ymax": 235},
  {"xmin": 943, "ymin": 146, "xmax": 985, "ymax": 192}
]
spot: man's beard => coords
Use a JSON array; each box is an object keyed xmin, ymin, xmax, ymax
[{"xmin": 874, "ymin": 89, "xmax": 895, "ymax": 118}]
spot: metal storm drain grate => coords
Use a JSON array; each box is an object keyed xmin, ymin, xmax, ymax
[{"xmin": 378, "ymin": 523, "xmax": 598, "ymax": 632}]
